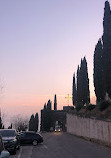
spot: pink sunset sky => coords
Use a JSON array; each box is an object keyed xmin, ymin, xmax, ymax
[{"xmin": 0, "ymin": 0, "xmax": 108, "ymax": 126}]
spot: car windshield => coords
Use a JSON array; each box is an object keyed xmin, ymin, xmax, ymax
[{"xmin": 0, "ymin": 130, "xmax": 16, "ymax": 137}]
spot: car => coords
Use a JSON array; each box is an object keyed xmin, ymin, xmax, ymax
[
  {"xmin": 55, "ymin": 125, "xmax": 61, "ymax": 132},
  {"xmin": 0, "ymin": 134, "xmax": 10, "ymax": 158},
  {"xmin": 19, "ymin": 131, "xmax": 43, "ymax": 146},
  {"xmin": 0, "ymin": 129, "xmax": 20, "ymax": 154}
]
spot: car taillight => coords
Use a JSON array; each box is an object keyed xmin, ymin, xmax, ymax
[{"xmin": 40, "ymin": 137, "xmax": 43, "ymax": 139}]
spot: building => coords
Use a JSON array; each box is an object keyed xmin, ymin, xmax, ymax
[
  {"xmin": 40, "ymin": 95, "xmax": 69, "ymax": 132},
  {"xmin": 40, "ymin": 109, "xmax": 66, "ymax": 131}
]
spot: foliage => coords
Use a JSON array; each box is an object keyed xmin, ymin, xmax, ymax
[
  {"xmin": 47, "ymin": 100, "xmax": 52, "ymax": 110},
  {"xmin": 93, "ymin": 40, "xmax": 105, "ymax": 103},
  {"xmin": 0, "ymin": 117, "xmax": 3, "ymax": 129},
  {"xmin": 72, "ymin": 73, "xmax": 77, "ymax": 106},
  {"xmin": 102, "ymin": 1, "xmax": 111, "ymax": 99},
  {"xmin": 11, "ymin": 115, "xmax": 28, "ymax": 131},
  {"xmin": 73, "ymin": 57, "xmax": 90, "ymax": 107},
  {"xmin": 8, "ymin": 123, "xmax": 12, "ymax": 129},
  {"xmin": 35, "ymin": 113, "xmax": 39, "ymax": 132},
  {"xmin": 29, "ymin": 114, "xmax": 35, "ymax": 131},
  {"xmin": 54, "ymin": 94, "xmax": 57, "ymax": 110},
  {"xmin": 76, "ymin": 105, "xmax": 82, "ymax": 111},
  {"xmin": 98, "ymin": 100, "xmax": 111, "ymax": 111},
  {"xmin": 86, "ymin": 104, "xmax": 96, "ymax": 111},
  {"xmin": 94, "ymin": 1, "xmax": 111, "ymax": 102},
  {"xmin": 29, "ymin": 113, "xmax": 39, "ymax": 132}
]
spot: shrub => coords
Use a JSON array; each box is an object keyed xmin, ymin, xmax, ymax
[
  {"xmin": 76, "ymin": 105, "xmax": 82, "ymax": 111},
  {"xmin": 98, "ymin": 100, "xmax": 111, "ymax": 111},
  {"xmin": 86, "ymin": 104, "xmax": 96, "ymax": 111}
]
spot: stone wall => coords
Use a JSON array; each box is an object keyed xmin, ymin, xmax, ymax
[{"xmin": 66, "ymin": 113, "xmax": 111, "ymax": 147}]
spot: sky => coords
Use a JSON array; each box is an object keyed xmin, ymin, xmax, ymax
[{"xmin": 0, "ymin": 0, "xmax": 109, "ymax": 126}]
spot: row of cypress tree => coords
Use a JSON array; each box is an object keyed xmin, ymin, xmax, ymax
[
  {"xmin": 72, "ymin": 57, "xmax": 90, "ymax": 109},
  {"xmin": 94, "ymin": 1, "xmax": 111, "ymax": 103},
  {"xmin": 73, "ymin": 1, "xmax": 111, "ymax": 107},
  {"xmin": 29, "ymin": 113, "xmax": 39, "ymax": 132}
]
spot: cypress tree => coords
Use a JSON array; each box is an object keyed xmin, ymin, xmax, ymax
[
  {"xmin": 79, "ymin": 59, "xmax": 84, "ymax": 105},
  {"xmin": 72, "ymin": 73, "xmax": 77, "ymax": 106},
  {"xmin": 47, "ymin": 100, "xmax": 52, "ymax": 110},
  {"xmin": 77, "ymin": 65, "xmax": 80, "ymax": 106},
  {"xmin": 94, "ymin": 39, "xmax": 105, "ymax": 103},
  {"xmin": 0, "ymin": 117, "xmax": 3, "ymax": 129},
  {"xmin": 35, "ymin": 113, "xmax": 39, "ymax": 132},
  {"xmin": 44, "ymin": 103, "xmax": 46, "ymax": 110},
  {"xmin": 76, "ymin": 57, "xmax": 90, "ymax": 107},
  {"xmin": 82, "ymin": 57, "xmax": 90, "ymax": 105},
  {"xmin": 29, "ymin": 114, "xmax": 35, "ymax": 131},
  {"xmin": 102, "ymin": 1, "xmax": 111, "ymax": 98},
  {"xmin": 54, "ymin": 94, "xmax": 57, "ymax": 110}
]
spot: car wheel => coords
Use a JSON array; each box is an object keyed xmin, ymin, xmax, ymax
[
  {"xmin": 32, "ymin": 140, "xmax": 38, "ymax": 146},
  {"xmin": 11, "ymin": 149, "xmax": 16, "ymax": 155},
  {"xmin": 17, "ymin": 143, "xmax": 20, "ymax": 150}
]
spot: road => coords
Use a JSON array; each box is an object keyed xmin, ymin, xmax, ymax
[{"xmin": 10, "ymin": 132, "xmax": 111, "ymax": 158}]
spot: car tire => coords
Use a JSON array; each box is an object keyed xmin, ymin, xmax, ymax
[
  {"xmin": 32, "ymin": 140, "xmax": 38, "ymax": 146},
  {"xmin": 12, "ymin": 149, "xmax": 16, "ymax": 155},
  {"xmin": 17, "ymin": 143, "xmax": 20, "ymax": 150}
]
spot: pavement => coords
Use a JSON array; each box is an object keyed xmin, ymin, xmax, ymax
[{"xmin": 10, "ymin": 132, "xmax": 111, "ymax": 158}]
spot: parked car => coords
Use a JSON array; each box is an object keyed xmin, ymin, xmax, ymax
[
  {"xmin": 19, "ymin": 131, "xmax": 43, "ymax": 146},
  {"xmin": 0, "ymin": 129, "xmax": 20, "ymax": 154},
  {"xmin": 50, "ymin": 127, "xmax": 53, "ymax": 132},
  {"xmin": 0, "ymin": 134, "xmax": 10, "ymax": 158}
]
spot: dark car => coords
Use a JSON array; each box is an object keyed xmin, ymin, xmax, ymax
[
  {"xmin": 19, "ymin": 131, "xmax": 43, "ymax": 146},
  {"xmin": 0, "ymin": 129, "xmax": 20, "ymax": 154},
  {"xmin": 0, "ymin": 134, "xmax": 10, "ymax": 158}
]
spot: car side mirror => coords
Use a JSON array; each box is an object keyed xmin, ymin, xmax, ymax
[{"xmin": 0, "ymin": 150, "xmax": 10, "ymax": 158}]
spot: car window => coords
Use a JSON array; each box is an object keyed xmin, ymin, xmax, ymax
[
  {"xmin": 0, "ymin": 130, "xmax": 16, "ymax": 137},
  {"xmin": 26, "ymin": 133, "xmax": 34, "ymax": 137},
  {"xmin": 20, "ymin": 133, "xmax": 26, "ymax": 137}
]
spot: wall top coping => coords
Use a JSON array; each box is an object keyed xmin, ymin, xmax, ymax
[{"xmin": 67, "ymin": 112, "xmax": 111, "ymax": 123}]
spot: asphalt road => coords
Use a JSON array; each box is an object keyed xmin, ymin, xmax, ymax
[{"xmin": 10, "ymin": 132, "xmax": 111, "ymax": 158}]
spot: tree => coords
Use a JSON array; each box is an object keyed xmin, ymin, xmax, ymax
[
  {"xmin": 29, "ymin": 113, "xmax": 39, "ymax": 132},
  {"xmin": 94, "ymin": 39, "xmax": 105, "ymax": 103},
  {"xmin": 44, "ymin": 103, "xmax": 47, "ymax": 110},
  {"xmin": 76, "ymin": 65, "xmax": 81, "ymax": 106},
  {"xmin": 47, "ymin": 100, "xmax": 52, "ymax": 110},
  {"xmin": 76, "ymin": 57, "xmax": 90, "ymax": 108},
  {"xmin": 82, "ymin": 57, "xmax": 90, "ymax": 105},
  {"xmin": 93, "ymin": 1, "xmax": 111, "ymax": 102},
  {"xmin": 34, "ymin": 113, "xmax": 39, "ymax": 132},
  {"xmin": 11, "ymin": 115, "xmax": 28, "ymax": 131},
  {"xmin": 29, "ymin": 114, "xmax": 35, "ymax": 131},
  {"xmin": 72, "ymin": 73, "xmax": 77, "ymax": 106},
  {"xmin": 102, "ymin": 1, "xmax": 111, "ymax": 98},
  {"xmin": 0, "ymin": 117, "xmax": 3, "ymax": 129},
  {"xmin": 54, "ymin": 94, "xmax": 57, "ymax": 110},
  {"xmin": 8, "ymin": 123, "xmax": 12, "ymax": 129}
]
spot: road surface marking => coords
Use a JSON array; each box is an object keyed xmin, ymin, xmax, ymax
[
  {"xmin": 43, "ymin": 145, "xmax": 48, "ymax": 149},
  {"xmin": 17, "ymin": 148, "xmax": 22, "ymax": 158}
]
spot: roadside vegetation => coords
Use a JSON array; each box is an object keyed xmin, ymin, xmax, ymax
[{"xmin": 72, "ymin": 1, "xmax": 111, "ymax": 120}]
